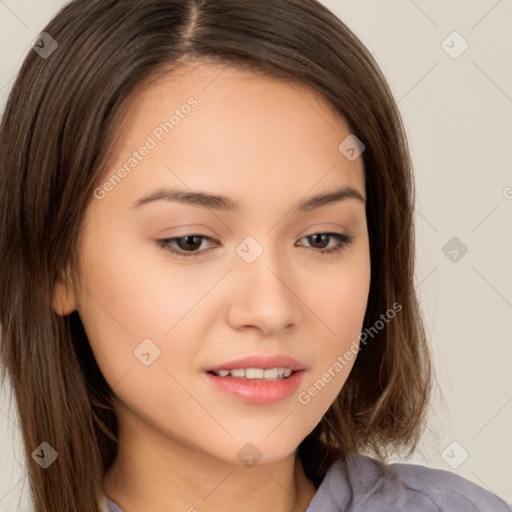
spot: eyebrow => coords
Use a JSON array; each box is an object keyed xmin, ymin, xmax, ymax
[{"xmin": 130, "ymin": 185, "xmax": 365, "ymax": 212}]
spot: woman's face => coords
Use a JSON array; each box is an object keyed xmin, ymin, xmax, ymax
[{"xmin": 56, "ymin": 62, "xmax": 371, "ymax": 465}]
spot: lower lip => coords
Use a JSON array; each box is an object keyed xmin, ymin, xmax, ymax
[{"xmin": 204, "ymin": 370, "xmax": 305, "ymax": 404}]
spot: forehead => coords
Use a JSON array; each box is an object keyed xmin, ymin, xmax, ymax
[
  {"xmin": 117, "ymin": 60, "xmax": 355, "ymax": 148},
  {"xmin": 100, "ymin": 61, "xmax": 365, "ymax": 208}
]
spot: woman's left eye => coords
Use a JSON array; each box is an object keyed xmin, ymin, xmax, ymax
[
  {"xmin": 155, "ymin": 232, "xmax": 355, "ymax": 259},
  {"xmin": 298, "ymin": 232, "xmax": 355, "ymax": 255}
]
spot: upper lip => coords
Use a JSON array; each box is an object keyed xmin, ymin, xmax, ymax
[{"xmin": 206, "ymin": 355, "xmax": 306, "ymax": 373}]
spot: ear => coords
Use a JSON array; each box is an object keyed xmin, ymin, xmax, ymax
[{"xmin": 52, "ymin": 270, "xmax": 78, "ymax": 316}]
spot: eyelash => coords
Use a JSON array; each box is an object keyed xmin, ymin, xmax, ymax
[{"xmin": 155, "ymin": 232, "xmax": 355, "ymax": 259}]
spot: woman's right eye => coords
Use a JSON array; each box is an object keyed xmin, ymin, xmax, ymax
[{"xmin": 155, "ymin": 235, "xmax": 219, "ymax": 259}]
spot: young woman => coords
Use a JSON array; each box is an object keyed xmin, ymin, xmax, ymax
[{"xmin": 0, "ymin": 1, "xmax": 509, "ymax": 511}]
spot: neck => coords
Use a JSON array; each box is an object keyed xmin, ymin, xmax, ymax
[{"xmin": 103, "ymin": 408, "xmax": 318, "ymax": 512}]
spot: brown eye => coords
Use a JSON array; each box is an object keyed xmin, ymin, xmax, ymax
[
  {"xmin": 298, "ymin": 232, "xmax": 355, "ymax": 255},
  {"xmin": 156, "ymin": 235, "xmax": 218, "ymax": 258}
]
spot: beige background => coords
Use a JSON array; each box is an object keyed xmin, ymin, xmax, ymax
[{"xmin": 0, "ymin": 0, "xmax": 511, "ymax": 510}]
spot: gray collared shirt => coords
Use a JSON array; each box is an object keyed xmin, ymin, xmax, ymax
[{"xmin": 102, "ymin": 452, "xmax": 511, "ymax": 511}]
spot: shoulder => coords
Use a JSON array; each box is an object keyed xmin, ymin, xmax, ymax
[
  {"xmin": 387, "ymin": 456, "xmax": 510, "ymax": 511},
  {"xmin": 306, "ymin": 452, "xmax": 511, "ymax": 512}
]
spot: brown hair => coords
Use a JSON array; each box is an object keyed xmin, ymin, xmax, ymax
[{"xmin": 0, "ymin": 0, "xmax": 433, "ymax": 510}]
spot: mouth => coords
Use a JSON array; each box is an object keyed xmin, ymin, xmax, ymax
[
  {"xmin": 203, "ymin": 354, "xmax": 306, "ymax": 404},
  {"xmin": 206, "ymin": 367, "xmax": 298, "ymax": 381},
  {"xmin": 204, "ymin": 368, "xmax": 306, "ymax": 405}
]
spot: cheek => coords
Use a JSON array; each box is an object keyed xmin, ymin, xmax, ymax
[
  {"xmin": 297, "ymin": 245, "xmax": 370, "ymax": 411},
  {"xmin": 75, "ymin": 222, "xmax": 251, "ymax": 422},
  {"xmin": 74, "ymin": 232, "xmax": 213, "ymax": 441},
  {"xmin": 73, "ymin": 224, "xmax": 177, "ymax": 376},
  {"xmin": 310, "ymin": 240, "xmax": 371, "ymax": 339},
  {"xmin": 77, "ymin": 222, "xmax": 216, "ymax": 339}
]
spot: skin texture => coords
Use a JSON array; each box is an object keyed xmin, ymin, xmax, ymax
[{"xmin": 53, "ymin": 62, "xmax": 371, "ymax": 512}]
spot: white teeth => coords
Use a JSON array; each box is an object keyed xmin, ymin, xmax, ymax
[
  {"xmin": 211, "ymin": 367, "xmax": 294, "ymax": 380},
  {"xmin": 263, "ymin": 368, "xmax": 278, "ymax": 379},
  {"xmin": 245, "ymin": 368, "xmax": 264, "ymax": 379}
]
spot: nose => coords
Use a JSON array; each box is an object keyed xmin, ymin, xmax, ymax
[{"xmin": 225, "ymin": 243, "xmax": 299, "ymax": 336}]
